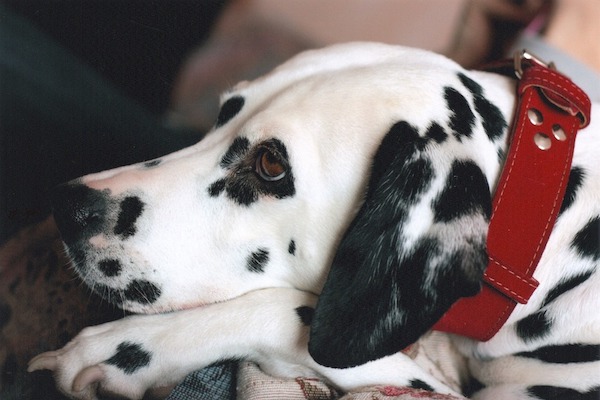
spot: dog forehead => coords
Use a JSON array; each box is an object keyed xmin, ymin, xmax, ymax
[
  {"xmin": 252, "ymin": 42, "xmax": 456, "ymax": 86},
  {"xmin": 232, "ymin": 43, "xmax": 462, "ymax": 133}
]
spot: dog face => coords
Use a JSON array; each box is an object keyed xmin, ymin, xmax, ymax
[{"xmin": 52, "ymin": 43, "xmax": 511, "ymax": 361}]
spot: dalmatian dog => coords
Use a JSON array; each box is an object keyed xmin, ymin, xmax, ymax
[{"xmin": 29, "ymin": 43, "xmax": 599, "ymax": 399}]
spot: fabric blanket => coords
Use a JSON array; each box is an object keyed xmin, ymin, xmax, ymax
[
  {"xmin": 236, "ymin": 330, "xmax": 469, "ymax": 399},
  {"xmin": 164, "ymin": 332, "xmax": 469, "ymax": 400}
]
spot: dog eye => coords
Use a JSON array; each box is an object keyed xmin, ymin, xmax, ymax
[{"xmin": 255, "ymin": 148, "xmax": 286, "ymax": 181}]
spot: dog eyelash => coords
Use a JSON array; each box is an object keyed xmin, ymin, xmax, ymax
[{"xmin": 255, "ymin": 147, "xmax": 286, "ymax": 181}]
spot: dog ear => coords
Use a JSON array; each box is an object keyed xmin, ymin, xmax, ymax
[{"xmin": 308, "ymin": 121, "xmax": 491, "ymax": 368}]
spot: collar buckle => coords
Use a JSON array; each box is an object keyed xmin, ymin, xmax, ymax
[{"xmin": 514, "ymin": 49, "xmax": 556, "ymax": 79}]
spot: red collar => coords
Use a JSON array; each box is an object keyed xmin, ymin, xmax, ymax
[{"xmin": 433, "ymin": 51, "xmax": 592, "ymax": 341}]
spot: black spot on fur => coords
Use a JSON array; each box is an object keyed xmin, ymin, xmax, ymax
[
  {"xmin": 208, "ymin": 179, "xmax": 227, "ymax": 197},
  {"xmin": 114, "ymin": 196, "xmax": 144, "ymax": 238},
  {"xmin": 516, "ymin": 310, "xmax": 552, "ymax": 342},
  {"xmin": 98, "ymin": 259, "xmax": 122, "ymax": 277},
  {"xmin": 295, "ymin": 306, "xmax": 314, "ymax": 326},
  {"xmin": 527, "ymin": 385, "xmax": 600, "ymax": 400},
  {"xmin": 208, "ymin": 178, "xmax": 227, "ymax": 197},
  {"xmin": 247, "ymin": 249, "xmax": 269, "ymax": 273},
  {"xmin": 425, "ymin": 122, "xmax": 448, "ymax": 143},
  {"xmin": 475, "ymin": 97, "xmax": 506, "ymax": 141},
  {"xmin": 143, "ymin": 159, "xmax": 162, "ymax": 168},
  {"xmin": 517, "ymin": 344, "xmax": 600, "ymax": 364},
  {"xmin": 432, "ymin": 160, "xmax": 491, "ymax": 223},
  {"xmin": 458, "ymin": 72, "xmax": 506, "ymax": 141},
  {"xmin": 215, "ymin": 95, "xmax": 245, "ymax": 128},
  {"xmin": 543, "ymin": 270, "xmax": 594, "ymax": 307},
  {"xmin": 124, "ymin": 280, "xmax": 161, "ymax": 304},
  {"xmin": 458, "ymin": 72, "xmax": 484, "ymax": 96},
  {"xmin": 571, "ymin": 216, "xmax": 600, "ymax": 260},
  {"xmin": 444, "ymin": 87, "xmax": 475, "ymax": 140},
  {"xmin": 409, "ymin": 379, "xmax": 434, "ymax": 392},
  {"xmin": 220, "ymin": 137, "xmax": 250, "ymax": 168},
  {"xmin": 288, "ymin": 240, "xmax": 296, "ymax": 255},
  {"xmin": 559, "ymin": 167, "xmax": 585, "ymax": 215},
  {"xmin": 105, "ymin": 342, "xmax": 151, "ymax": 374}
]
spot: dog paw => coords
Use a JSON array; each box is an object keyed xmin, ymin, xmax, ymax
[{"xmin": 28, "ymin": 318, "xmax": 171, "ymax": 400}]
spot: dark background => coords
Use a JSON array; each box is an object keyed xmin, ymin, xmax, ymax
[{"xmin": 1, "ymin": 1, "xmax": 227, "ymax": 243}]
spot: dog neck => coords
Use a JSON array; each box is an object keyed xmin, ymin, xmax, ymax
[{"xmin": 433, "ymin": 52, "xmax": 592, "ymax": 341}]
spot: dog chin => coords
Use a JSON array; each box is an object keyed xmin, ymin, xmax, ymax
[{"xmin": 123, "ymin": 298, "xmax": 228, "ymax": 315}]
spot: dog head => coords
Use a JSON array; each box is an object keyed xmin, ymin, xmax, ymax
[{"xmin": 52, "ymin": 44, "xmax": 511, "ymax": 358}]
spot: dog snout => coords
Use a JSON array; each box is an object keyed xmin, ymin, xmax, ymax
[{"xmin": 51, "ymin": 183, "xmax": 108, "ymax": 244}]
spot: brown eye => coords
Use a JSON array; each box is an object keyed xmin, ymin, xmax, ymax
[{"xmin": 256, "ymin": 148, "xmax": 286, "ymax": 181}]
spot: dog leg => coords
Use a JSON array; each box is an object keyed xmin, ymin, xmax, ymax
[{"xmin": 29, "ymin": 287, "xmax": 458, "ymax": 399}]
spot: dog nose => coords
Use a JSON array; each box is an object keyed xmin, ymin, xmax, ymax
[{"xmin": 51, "ymin": 183, "xmax": 108, "ymax": 244}]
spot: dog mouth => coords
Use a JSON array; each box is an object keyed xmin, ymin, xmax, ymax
[
  {"xmin": 61, "ymin": 241, "xmax": 165, "ymax": 311},
  {"xmin": 64, "ymin": 245, "xmax": 235, "ymax": 315}
]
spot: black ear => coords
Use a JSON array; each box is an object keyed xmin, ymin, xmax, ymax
[{"xmin": 308, "ymin": 121, "xmax": 491, "ymax": 368}]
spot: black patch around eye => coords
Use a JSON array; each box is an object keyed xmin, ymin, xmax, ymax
[
  {"xmin": 246, "ymin": 248, "xmax": 269, "ymax": 273},
  {"xmin": 220, "ymin": 136, "xmax": 250, "ymax": 168},
  {"xmin": 210, "ymin": 138, "xmax": 295, "ymax": 206},
  {"xmin": 559, "ymin": 167, "xmax": 585, "ymax": 216},
  {"xmin": 458, "ymin": 72, "xmax": 506, "ymax": 141},
  {"xmin": 295, "ymin": 306, "xmax": 314, "ymax": 326},
  {"xmin": 226, "ymin": 179, "xmax": 259, "ymax": 206},
  {"xmin": 571, "ymin": 216, "xmax": 600, "ymax": 260},
  {"xmin": 527, "ymin": 385, "xmax": 599, "ymax": 400},
  {"xmin": 114, "ymin": 196, "xmax": 145, "ymax": 238},
  {"xmin": 105, "ymin": 342, "xmax": 152, "ymax": 374},
  {"xmin": 433, "ymin": 160, "xmax": 491, "ymax": 223},
  {"xmin": 542, "ymin": 270, "xmax": 593, "ymax": 307},
  {"xmin": 123, "ymin": 280, "xmax": 161, "ymax": 304},
  {"xmin": 516, "ymin": 310, "xmax": 552, "ymax": 342},
  {"xmin": 444, "ymin": 87, "xmax": 475, "ymax": 141},
  {"xmin": 98, "ymin": 259, "xmax": 122, "ymax": 277},
  {"xmin": 215, "ymin": 95, "xmax": 245, "ymax": 128},
  {"xmin": 143, "ymin": 159, "xmax": 162, "ymax": 168},
  {"xmin": 288, "ymin": 239, "xmax": 296, "ymax": 255},
  {"xmin": 516, "ymin": 343, "xmax": 600, "ymax": 364},
  {"xmin": 409, "ymin": 379, "xmax": 435, "ymax": 392}
]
